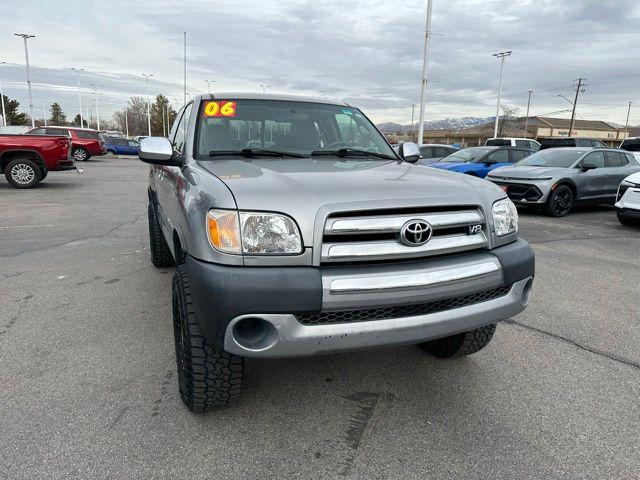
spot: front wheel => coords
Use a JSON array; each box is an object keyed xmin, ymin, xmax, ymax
[
  {"xmin": 545, "ymin": 185, "xmax": 573, "ymax": 217},
  {"xmin": 173, "ymin": 265, "xmax": 244, "ymax": 412},
  {"xmin": 418, "ymin": 324, "xmax": 497, "ymax": 358},
  {"xmin": 617, "ymin": 211, "xmax": 637, "ymax": 226},
  {"xmin": 73, "ymin": 147, "xmax": 89, "ymax": 162},
  {"xmin": 5, "ymin": 158, "xmax": 42, "ymax": 188}
]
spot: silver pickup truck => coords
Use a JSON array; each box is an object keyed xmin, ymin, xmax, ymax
[{"xmin": 139, "ymin": 93, "xmax": 534, "ymax": 412}]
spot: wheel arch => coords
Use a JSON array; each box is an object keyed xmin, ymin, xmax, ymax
[
  {"xmin": 552, "ymin": 179, "xmax": 577, "ymax": 198},
  {"xmin": 0, "ymin": 149, "xmax": 46, "ymax": 173}
]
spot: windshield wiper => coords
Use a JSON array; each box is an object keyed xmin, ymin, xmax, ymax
[
  {"xmin": 208, "ymin": 148, "xmax": 306, "ymax": 158},
  {"xmin": 310, "ymin": 148, "xmax": 395, "ymax": 160}
]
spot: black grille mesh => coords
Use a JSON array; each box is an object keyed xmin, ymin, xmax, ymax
[{"xmin": 296, "ymin": 285, "xmax": 512, "ymax": 326}]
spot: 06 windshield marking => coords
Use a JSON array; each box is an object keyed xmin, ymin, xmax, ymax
[{"xmin": 196, "ymin": 99, "xmax": 395, "ymax": 160}]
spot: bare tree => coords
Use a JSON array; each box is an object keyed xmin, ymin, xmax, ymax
[{"xmin": 112, "ymin": 97, "xmax": 148, "ymax": 136}]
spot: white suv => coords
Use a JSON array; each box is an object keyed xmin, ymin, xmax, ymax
[{"xmin": 485, "ymin": 137, "xmax": 541, "ymax": 150}]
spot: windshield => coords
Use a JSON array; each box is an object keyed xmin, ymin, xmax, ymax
[
  {"xmin": 195, "ymin": 99, "xmax": 395, "ymax": 159},
  {"xmin": 517, "ymin": 149, "xmax": 585, "ymax": 167},
  {"xmin": 440, "ymin": 147, "xmax": 491, "ymax": 162}
]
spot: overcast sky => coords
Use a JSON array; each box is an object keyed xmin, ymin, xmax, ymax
[{"xmin": 1, "ymin": 0, "xmax": 639, "ymax": 126}]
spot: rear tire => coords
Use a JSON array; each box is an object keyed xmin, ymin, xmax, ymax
[
  {"xmin": 418, "ymin": 324, "xmax": 497, "ymax": 358},
  {"xmin": 173, "ymin": 265, "xmax": 244, "ymax": 412},
  {"xmin": 148, "ymin": 203, "xmax": 175, "ymax": 268},
  {"xmin": 73, "ymin": 147, "xmax": 89, "ymax": 162},
  {"xmin": 106, "ymin": 149, "xmax": 116, "ymax": 156},
  {"xmin": 544, "ymin": 185, "xmax": 573, "ymax": 217},
  {"xmin": 5, "ymin": 158, "xmax": 42, "ymax": 188}
]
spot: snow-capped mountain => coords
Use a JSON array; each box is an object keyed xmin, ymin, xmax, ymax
[{"xmin": 377, "ymin": 116, "xmax": 495, "ymax": 133}]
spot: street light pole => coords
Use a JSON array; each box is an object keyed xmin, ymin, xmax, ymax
[
  {"xmin": 125, "ymin": 108, "xmax": 129, "ymax": 137},
  {"xmin": 70, "ymin": 67, "xmax": 84, "ymax": 128},
  {"xmin": 142, "ymin": 73, "xmax": 154, "ymax": 136},
  {"xmin": 42, "ymin": 102, "xmax": 47, "ymax": 126},
  {"xmin": 523, "ymin": 90, "xmax": 533, "ymax": 138},
  {"xmin": 0, "ymin": 62, "xmax": 7, "ymax": 127},
  {"xmin": 183, "ymin": 32, "xmax": 187, "ymax": 106},
  {"xmin": 624, "ymin": 101, "xmax": 632, "ymax": 133},
  {"xmin": 15, "ymin": 33, "xmax": 36, "ymax": 128},
  {"xmin": 417, "ymin": 0, "xmax": 434, "ymax": 146},
  {"xmin": 260, "ymin": 84, "xmax": 271, "ymax": 93},
  {"xmin": 90, "ymin": 84, "xmax": 101, "ymax": 131},
  {"xmin": 492, "ymin": 51, "xmax": 511, "ymax": 139},
  {"xmin": 205, "ymin": 79, "xmax": 215, "ymax": 94},
  {"xmin": 411, "ymin": 104, "xmax": 416, "ymax": 142}
]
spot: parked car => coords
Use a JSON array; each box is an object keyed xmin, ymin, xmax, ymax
[
  {"xmin": 138, "ymin": 93, "xmax": 534, "ymax": 412},
  {"xmin": 105, "ymin": 137, "xmax": 140, "ymax": 156},
  {"xmin": 485, "ymin": 137, "xmax": 541, "ymax": 150},
  {"xmin": 487, "ymin": 147, "xmax": 640, "ymax": 216},
  {"xmin": 427, "ymin": 146, "xmax": 535, "ymax": 178},
  {"xmin": 1, "ymin": 132, "xmax": 74, "ymax": 188},
  {"xmin": 620, "ymin": 137, "xmax": 640, "ymax": 152},
  {"xmin": 615, "ymin": 172, "xmax": 640, "ymax": 225},
  {"xmin": 27, "ymin": 126, "xmax": 106, "ymax": 161},
  {"xmin": 539, "ymin": 137, "xmax": 607, "ymax": 149},
  {"xmin": 417, "ymin": 143, "xmax": 458, "ymax": 164}
]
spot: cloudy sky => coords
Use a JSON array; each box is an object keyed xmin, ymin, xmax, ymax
[{"xmin": 1, "ymin": 0, "xmax": 639, "ymax": 126}]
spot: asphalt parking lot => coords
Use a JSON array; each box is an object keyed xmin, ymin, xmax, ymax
[{"xmin": 1, "ymin": 157, "xmax": 639, "ymax": 479}]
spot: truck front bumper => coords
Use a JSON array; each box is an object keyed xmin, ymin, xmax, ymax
[{"xmin": 184, "ymin": 239, "xmax": 535, "ymax": 358}]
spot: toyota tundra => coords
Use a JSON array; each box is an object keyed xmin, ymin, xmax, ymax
[{"xmin": 139, "ymin": 93, "xmax": 535, "ymax": 412}]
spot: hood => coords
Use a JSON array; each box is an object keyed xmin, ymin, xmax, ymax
[
  {"xmin": 488, "ymin": 165, "xmax": 570, "ymax": 179},
  {"xmin": 197, "ymin": 157, "xmax": 503, "ymax": 247},
  {"xmin": 429, "ymin": 162, "xmax": 471, "ymax": 171},
  {"xmin": 624, "ymin": 171, "xmax": 640, "ymax": 184}
]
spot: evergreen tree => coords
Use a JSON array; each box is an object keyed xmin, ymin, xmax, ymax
[
  {"xmin": 0, "ymin": 94, "xmax": 29, "ymax": 125},
  {"xmin": 49, "ymin": 103, "xmax": 67, "ymax": 125}
]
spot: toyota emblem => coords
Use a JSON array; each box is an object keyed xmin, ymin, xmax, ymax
[{"xmin": 400, "ymin": 220, "xmax": 433, "ymax": 246}]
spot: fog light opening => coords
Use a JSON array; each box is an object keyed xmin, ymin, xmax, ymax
[
  {"xmin": 232, "ymin": 317, "xmax": 277, "ymax": 351},
  {"xmin": 522, "ymin": 278, "xmax": 533, "ymax": 306}
]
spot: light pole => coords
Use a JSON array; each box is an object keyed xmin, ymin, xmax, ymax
[
  {"xmin": 492, "ymin": 51, "xmax": 511, "ymax": 138},
  {"xmin": 90, "ymin": 84, "xmax": 102, "ymax": 131},
  {"xmin": 523, "ymin": 90, "xmax": 533, "ymax": 138},
  {"xmin": 183, "ymin": 32, "xmax": 187, "ymax": 106},
  {"xmin": 125, "ymin": 108, "xmax": 129, "ymax": 137},
  {"xmin": 260, "ymin": 84, "xmax": 270, "ymax": 93},
  {"xmin": 42, "ymin": 102, "xmax": 47, "ymax": 126},
  {"xmin": 417, "ymin": 0, "xmax": 434, "ymax": 146},
  {"xmin": 205, "ymin": 79, "xmax": 215, "ymax": 94},
  {"xmin": 411, "ymin": 104, "xmax": 416, "ymax": 141},
  {"xmin": 568, "ymin": 78, "xmax": 586, "ymax": 137},
  {"xmin": 624, "ymin": 101, "xmax": 632, "ymax": 136},
  {"xmin": 0, "ymin": 62, "xmax": 7, "ymax": 127},
  {"xmin": 70, "ymin": 67, "xmax": 84, "ymax": 128},
  {"xmin": 15, "ymin": 33, "xmax": 36, "ymax": 128},
  {"xmin": 142, "ymin": 73, "xmax": 154, "ymax": 136}
]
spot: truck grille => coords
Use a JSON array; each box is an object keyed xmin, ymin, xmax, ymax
[
  {"xmin": 296, "ymin": 284, "xmax": 512, "ymax": 325},
  {"xmin": 321, "ymin": 207, "xmax": 486, "ymax": 264}
]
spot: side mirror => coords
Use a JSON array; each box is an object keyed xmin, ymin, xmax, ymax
[
  {"xmin": 139, "ymin": 137, "xmax": 182, "ymax": 166},
  {"xmin": 399, "ymin": 142, "xmax": 420, "ymax": 163},
  {"xmin": 580, "ymin": 162, "xmax": 597, "ymax": 172}
]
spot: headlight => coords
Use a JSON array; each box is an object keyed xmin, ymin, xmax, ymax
[
  {"xmin": 206, "ymin": 209, "xmax": 303, "ymax": 255},
  {"xmin": 492, "ymin": 198, "xmax": 518, "ymax": 236}
]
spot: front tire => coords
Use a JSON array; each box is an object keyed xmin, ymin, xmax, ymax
[
  {"xmin": 173, "ymin": 265, "xmax": 244, "ymax": 412},
  {"xmin": 617, "ymin": 211, "xmax": 637, "ymax": 226},
  {"xmin": 73, "ymin": 147, "xmax": 89, "ymax": 162},
  {"xmin": 545, "ymin": 185, "xmax": 573, "ymax": 217},
  {"xmin": 5, "ymin": 158, "xmax": 42, "ymax": 188},
  {"xmin": 418, "ymin": 324, "xmax": 497, "ymax": 358},
  {"xmin": 148, "ymin": 204, "xmax": 175, "ymax": 268}
]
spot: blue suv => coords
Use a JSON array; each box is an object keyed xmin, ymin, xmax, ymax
[
  {"xmin": 105, "ymin": 137, "xmax": 140, "ymax": 156},
  {"xmin": 428, "ymin": 146, "xmax": 534, "ymax": 178}
]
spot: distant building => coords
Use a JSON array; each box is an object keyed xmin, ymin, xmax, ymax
[{"xmin": 391, "ymin": 116, "xmax": 630, "ymax": 147}]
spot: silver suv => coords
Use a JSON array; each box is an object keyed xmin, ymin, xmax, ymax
[{"xmin": 138, "ymin": 93, "xmax": 535, "ymax": 412}]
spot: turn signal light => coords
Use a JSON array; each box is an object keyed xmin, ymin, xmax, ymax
[{"xmin": 206, "ymin": 210, "xmax": 241, "ymax": 254}]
